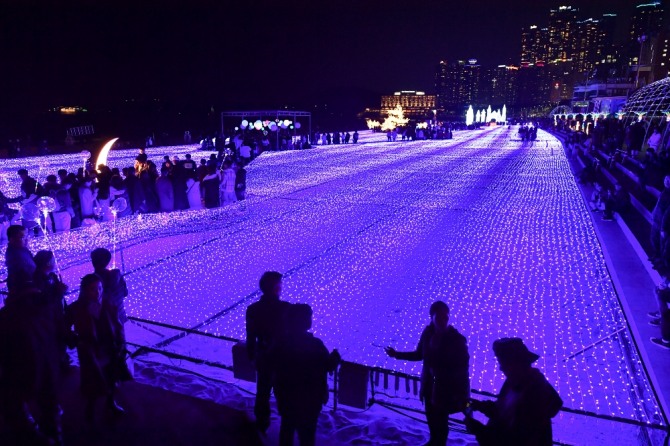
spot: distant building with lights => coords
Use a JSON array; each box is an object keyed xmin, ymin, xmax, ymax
[
  {"xmin": 516, "ymin": 3, "xmax": 640, "ymax": 107},
  {"xmin": 518, "ymin": 63, "xmax": 552, "ymax": 107},
  {"xmin": 521, "ymin": 25, "xmax": 549, "ymax": 67},
  {"xmin": 479, "ymin": 65, "xmax": 519, "ymax": 107},
  {"xmin": 547, "ymin": 5, "xmax": 580, "ymax": 65},
  {"xmin": 435, "ymin": 59, "xmax": 481, "ymax": 115},
  {"xmin": 426, "ymin": 2, "xmax": 668, "ymax": 118},
  {"xmin": 571, "ymin": 80, "xmax": 634, "ymax": 114},
  {"xmin": 380, "ymin": 91, "xmax": 436, "ymax": 120},
  {"xmin": 628, "ymin": 1, "xmax": 666, "ymax": 87}
]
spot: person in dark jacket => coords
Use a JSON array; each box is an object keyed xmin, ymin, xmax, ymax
[
  {"xmin": 651, "ymin": 175, "xmax": 670, "ymax": 268},
  {"xmin": 5, "ymin": 225, "xmax": 35, "ymax": 295},
  {"xmin": 465, "ymin": 337, "xmax": 562, "ymax": 446},
  {"xmin": 246, "ymin": 271, "xmax": 291, "ymax": 432},
  {"xmin": 201, "ymin": 165, "xmax": 221, "ymax": 209},
  {"xmin": 155, "ymin": 167, "xmax": 174, "ymax": 212},
  {"xmin": 171, "ymin": 161, "xmax": 190, "ymax": 210},
  {"xmin": 32, "ymin": 250, "xmax": 67, "ymax": 312},
  {"xmin": 235, "ymin": 162, "xmax": 247, "ymax": 202},
  {"xmin": 122, "ymin": 167, "xmax": 145, "ymax": 214},
  {"xmin": 271, "ymin": 304, "xmax": 340, "ymax": 446},
  {"xmin": 91, "ymin": 248, "xmax": 129, "ymax": 328},
  {"xmin": 385, "ymin": 301, "xmax": 470, "ymax": 446},
  {"xmin": 17, "ymin": 168, "xmax": 44, "ymax": 204},
  {"xmin": 33, "ymin": 250, "xmax": 71, "ymax": 370},
  {"xmin": 136, "ymin": 154, "xmax": 159, "ymax": 213},
  {"xmin": 0, "ymin": 286, "xmax": 67, "ymax": 445},
  {"xmin": 66, "ymin": 274, "xmax": 131, "ymax": 424}
]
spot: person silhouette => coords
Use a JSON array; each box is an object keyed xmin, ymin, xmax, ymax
[
  {"xmin": 271, "ymin": 303, "xmax": 340, "ymax": 446},
  {"xmin": 246, "ymin": 271, "xmax": 291, "ymax": 433},
  {"xmin": 66, "ymin": 274, "xmax": 131, "ymax": 424},
  {"xmin": 465, "ymin": 337, "xmax": 562, "ymax": 446},
  {"xmin": 385, "ymin": 301, "xmax": 469, "ymax": 446}
]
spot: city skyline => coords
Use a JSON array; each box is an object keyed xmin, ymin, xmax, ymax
[{"xmin": 0, "ymin": 0, "xmax": 646, "ymax": 138}]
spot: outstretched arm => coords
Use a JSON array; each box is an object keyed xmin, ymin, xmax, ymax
[{"xmin": 385, "ymin": 327, "xmax": 428, "ymax": 362}]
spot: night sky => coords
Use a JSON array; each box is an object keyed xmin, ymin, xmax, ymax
[{"xmin": 1, "ymin": 0, "xmax": 634, "ymax": 128}]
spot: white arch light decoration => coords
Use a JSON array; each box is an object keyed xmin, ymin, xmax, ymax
[{"xmin": 95, "ymin": 138, "xmax": 120, "ymax": 169}]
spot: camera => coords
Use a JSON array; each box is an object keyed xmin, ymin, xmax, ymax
[{"xmin": 464, "ymin": 401, "xmax": 474, "ymax": 417}]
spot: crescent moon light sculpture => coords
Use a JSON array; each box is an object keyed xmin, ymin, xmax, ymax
[{"xmin": 95, "ymin": 137, "xmax": 120, "ymax": 170}]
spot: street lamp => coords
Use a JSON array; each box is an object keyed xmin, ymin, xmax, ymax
[
  {"xmin": 582, "ymin": 69, "xmax": 596, "ymax": 113},
  {"xmin": 635, "ymin": 35, "xmax": 647, "ymax": 89}
]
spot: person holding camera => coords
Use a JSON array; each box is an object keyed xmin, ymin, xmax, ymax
[
  {"xmin": 465, "ymin": 337, "xmax": 562, "ymax": 446},
  {"xmin": 385, "ymin": 301, "xmax": 470, "ymax": 446}
]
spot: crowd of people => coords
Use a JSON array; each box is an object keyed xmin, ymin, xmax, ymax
[
  {"xmin": 0, "ymin": 129, "xmax": 570, "ymax": 445},
  {"xmin": 559, "ymin": 118, "xmax": 670, "ymax": 350},
  {"xmin": 246, "ymin": 272, "xmax": 563, "ymax": 446},
  {"xmin": 649, "ymin": 175, "xmax": 670, "ymax": 350},
  {"xmin": 0, "ymin": 149, "xmax": 249, "ymax": 239},
  {"xmin": 561, "ymin": 117, "xmax": 670, "ymax": 192},
  {"xmin": 4, "ymin": 243, "xmax": 563, "ymax": 446},
  {"xmin": 518, "ymin": 124, "xmax": 538, "ymax": 142},
  {"xmin": 1, "ymin": 225, "xmax": 130, "ymax": 445}
]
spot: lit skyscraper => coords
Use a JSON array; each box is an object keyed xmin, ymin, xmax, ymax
[
  {"xmin": 573, "ymin": 18, "xmax": 604, "ymax": 73},
  {"xmin": 628, "ymin": 1, "xmax": 665, "ymax": 86},
  {"xmin": 435, "ymin": 59, "xmax": 481, "ymax": 113},
  {"xmin": 521, "ymin": 25, "xmax": 548, "ymax": 66},
  {"xmin": 629, "ymin": 1, "xmax": 665, "ymax": 43},
  {"xmin": 547, "ymin": 5, "xmax": 580, "ymax": 63}
]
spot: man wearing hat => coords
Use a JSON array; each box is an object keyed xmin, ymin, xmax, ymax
[{"xmin": 465, "ymin": 337, "xmax": 562, "ymax": 446}]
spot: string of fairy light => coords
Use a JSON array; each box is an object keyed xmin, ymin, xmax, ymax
[{"xmin": 0, "ymin": 128, "xmax": 662, "ymax": 425}]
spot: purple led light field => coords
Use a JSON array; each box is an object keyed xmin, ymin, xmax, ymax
[{"xmin": 0, "ymin": 128, "xmax": 661, "ymax": 426}]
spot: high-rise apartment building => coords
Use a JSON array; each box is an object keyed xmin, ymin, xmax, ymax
[
  {"xmin": 517, "ymin": 63, "xmax": 551, "ymax": 107},
  {"xmin": 547, "ymin": 5, "xmax": 580, "ymax": 63},
  {"xmin": 435, "ymin": 59, "xmax": 481, "ymax": 113},
  {"xmin": 573, "ymin": 18, "xmax": 605, "ymax": 73},
  {"xmin": 518, "ymin": 5, "xmax": 629, "ymax": 106},
  {"xmin": 628, "ymin": 1, "xmax": 666, "ymax": 86},
  {"xmin": 630, "ymin": 1, "xmax": 665, "ymax": 43},
  {"xmin": 521, "ymin": 25, "xmax": 548, "ymax": 66},
  {"xmin": 479, "ymin": 65, "xmax": 519, "ymax": 107}
]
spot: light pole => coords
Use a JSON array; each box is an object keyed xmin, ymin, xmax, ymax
[
  {"xmin": 635, "ymin": 35, "xmax": 647, "ymax": 89},
  {"xmin": 582, "ymin": 69, "xmax": 595, "ymax": 113}
]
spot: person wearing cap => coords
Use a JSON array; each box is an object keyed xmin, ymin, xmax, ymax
[
  {"xmin": 385, "ymin": 301, "xmax": 470, "ymax": 446},
  {"xmin": 465, "ymin": 337, "xmax": 562, "ymax": 446}
]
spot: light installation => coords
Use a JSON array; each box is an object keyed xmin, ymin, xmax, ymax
[
  {"xmin": 95, "ymin": 138, "xmax": 120, "ymax": 169},
  {"xmin": 0, "ymin": 128, "xmax": 663, "ymax": 430},
  {"xmin": 466, "ymin": 105, "xmax": 474, "ymax": 126}
]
